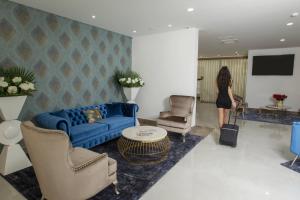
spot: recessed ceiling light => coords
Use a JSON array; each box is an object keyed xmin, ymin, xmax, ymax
[
  {"xmin": 291, "ymin": 12, "xmax": 299, "ymax": 17},
  {"xmin": 280, "ymin": 38, "xmax": 286, "ymax": 42},
  {"xmin": 187, "ymin": 8, "xmax": 194, "ymax": 12},
  {"xmin": 286, "ymin": 22, "xmax": 294, "ymax": 26},
  {"xmin": 132, "ymin": 30, "xmax": 137, "ymax": 33},
  {"xmin": 92, "ymin": 15, "xmax": 96, "ymax": 19},
  {"xmin": 168, "ymin": 24, "xmax": 173, "ymax": 28}
]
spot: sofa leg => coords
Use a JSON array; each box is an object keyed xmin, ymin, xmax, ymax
[
  {"xmin": 182, "ymin": 135, "xmax": 186, "ymax": 143},
  {"xmin": 113, "ymin": 181, "xmax": 120, "ymax": 195}
]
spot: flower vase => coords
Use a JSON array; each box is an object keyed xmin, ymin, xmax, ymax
[
  {"xmin": 276, "ymin": 100, "xmax": 283, "ymax": 108},
  {"xmin": 123, "ymin": 87, "xmax": 140, "ymax": 126},
  {"xmin": 123, "ymin": 87, "xmax": 140, "ymax": 103},
  {"xmin": 0, "ymin": 96, "xmax": 32, "ymax": 175}
]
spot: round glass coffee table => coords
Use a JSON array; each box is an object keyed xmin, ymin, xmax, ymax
[{"xmin": 117, "ymin": 126, "xmax": 170, "ymax": 165}]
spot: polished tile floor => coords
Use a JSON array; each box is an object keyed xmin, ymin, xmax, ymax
[
  {"xmin": 1, "ymin": 103, "xmax": 300, "ymax": 200},
  {"xmin": 141, "ymin": 103, "xmax": 300, "ymax": 200}
]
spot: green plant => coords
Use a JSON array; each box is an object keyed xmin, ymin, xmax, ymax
[
  {"xmin": 115, "ymin": 70, "xmax": 145, "ymax": 88},
  {"xmin": 0, "ymin": 67, "xmax": 36, "ymax": 97}
]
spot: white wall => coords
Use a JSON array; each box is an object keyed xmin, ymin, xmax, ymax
[
  {"xmin": 246, "ymin": 47, "xmax": 300, "ymax": 111},
  {"xmin": 132, "ymin": 28, "xmax": 199, "ymax": 125}
]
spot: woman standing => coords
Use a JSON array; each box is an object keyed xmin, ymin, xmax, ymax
[{"xmin": 216, "ymin": 66, "xmax": 236, "ymax": 128}]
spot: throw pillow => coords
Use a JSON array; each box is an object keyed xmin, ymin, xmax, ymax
[
  {"xmin": 106, "ymin": 103, "xmax": 124, "ymax": 117},
  {"xmin": 84, "ymin": 108, "xmax": 102, "ymax": 123}
]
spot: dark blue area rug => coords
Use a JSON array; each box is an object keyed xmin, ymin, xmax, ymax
[
  {"xmin": 2, "ymin": 133, "xmax": 203, "ymax": 200},
  {"xmin": 237, "ymin": 109, "xmax": 300, "ymax": 125},
  {"xmin": 281, "ymin": 159, "xmax": 300, "ymax": 174}
]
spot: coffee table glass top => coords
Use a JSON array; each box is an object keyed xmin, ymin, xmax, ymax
[{"xmin": 122, "ymin": 126, "xmax": 167, "ymax": 142}]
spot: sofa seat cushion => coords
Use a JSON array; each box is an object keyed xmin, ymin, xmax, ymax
[
  {"xmin": 70, "ymin": 123, "xmax": 108, "ymax": 142},
  {"xmin": 97, "ymin": 116, "xmax": 134, "ymax": 130}
]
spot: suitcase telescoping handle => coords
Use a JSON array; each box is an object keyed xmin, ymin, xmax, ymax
[{"xmin": 228, "ymin": 104, "xmax": 239, "ymax": 125}]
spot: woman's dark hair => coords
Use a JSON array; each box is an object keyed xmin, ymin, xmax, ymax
[{"xmin": 217, "ymin": 66, "xmax": 232, "ymax": 90}]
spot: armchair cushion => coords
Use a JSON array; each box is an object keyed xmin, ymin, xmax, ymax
[
  {"xmin": 159, "ymin": 111, "xmax": 172, "ymax": 118},
  {"xmin": 162, "ymin": 116, "xmax": 187, "ymax": 123},
  {"xmin": 157, "ymin": 118, "xmax": 190, "ymax": 129}
]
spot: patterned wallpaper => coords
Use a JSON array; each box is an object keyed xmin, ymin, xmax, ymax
[{"xmin": 0, "ymin": 0, "xmax": 132, "ymax": 120}]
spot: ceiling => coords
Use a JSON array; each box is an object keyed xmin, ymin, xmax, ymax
[{"xmin": 11, "ymin": 0, "xmax": 300, "ymax": 57}]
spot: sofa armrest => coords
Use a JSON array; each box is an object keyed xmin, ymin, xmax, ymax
[
  {"xmin": 34, "ymin": 113, "xmax": 70, "ymax": 135},
  {"xmin": 122, "ymin": 103, "xmax": 139, "ymax": 118},
  {"xmin": 159, "ymin": 111, "xmax": 172, "ymax": 118}
]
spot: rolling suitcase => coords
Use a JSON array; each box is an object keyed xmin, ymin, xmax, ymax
[{"xmin": 219, "ymin": 109, "xmax": 239, "ymax": 147}]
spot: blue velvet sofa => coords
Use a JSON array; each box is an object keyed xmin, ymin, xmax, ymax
[{"xmin": 34, "ymin": 102, "xmax": 138, "ymax": 148}]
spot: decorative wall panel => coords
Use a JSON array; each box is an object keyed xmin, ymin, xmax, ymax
[{"xmin": 0, "ymin": 0, "xmax": 132, "ymax": 120}]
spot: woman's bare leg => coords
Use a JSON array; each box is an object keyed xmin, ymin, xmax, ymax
[
  {"xmin": 223, "ymin": 109, "xmax": 230, "ymax": 125},
  {"xmin": 218, "ymin": 108, "xmax": 224, "ymax": 128}
]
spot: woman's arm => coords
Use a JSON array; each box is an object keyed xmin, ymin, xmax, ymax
[{"xmin": 228, "ymin": 87, "xmax": 237, "ymax": 108}]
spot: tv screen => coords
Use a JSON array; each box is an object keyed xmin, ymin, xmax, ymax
[{"xmin": 252, "ymin": 54, "xmax": 295, "ymax": 75}]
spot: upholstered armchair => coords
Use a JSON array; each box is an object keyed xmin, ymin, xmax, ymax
[
  {"xmin": 234, "ymin": 94, "xmax": 247, "ymax": 119},
  {"xmin": 20, "ymin": 121, "xmax": 119, "ymax": 200},
  {"xmin": 290, "ymin": 122, "xmax": 300, "ymax": 166},
  {"xmin": 157, "ymin": 95, "xmax": 195, "ymax": 142}
]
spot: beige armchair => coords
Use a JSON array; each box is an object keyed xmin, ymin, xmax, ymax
[
  {"xmin": 20, "ymin": 121, "xmax": 119, "ymax": 200},
  {"xmin": 157, "ymin": 95, "xmax": 195, "ymax": 142}
]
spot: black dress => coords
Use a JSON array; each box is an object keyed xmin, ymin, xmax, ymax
[{"xmin": 216, "ymin": 85, "xmax": 232, "ymax": 109}]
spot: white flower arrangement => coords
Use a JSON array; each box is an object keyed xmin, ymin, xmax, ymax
[
  {"xmin": 116, "ymin": 70, "xmax": 145, "ymax": 88},
  {"xmin": 0, "ymin": 67, "xmax": 36, "ymax": 97}
]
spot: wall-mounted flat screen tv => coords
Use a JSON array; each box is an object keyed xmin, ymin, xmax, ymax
[{"xmin": 252, "ymin": 54, "xmax": 295, "ymax": 75}]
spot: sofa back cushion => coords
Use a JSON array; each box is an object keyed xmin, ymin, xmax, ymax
[{"xmin": 65, "ymin": 104, "xmax": 108, "ymax": 126}]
